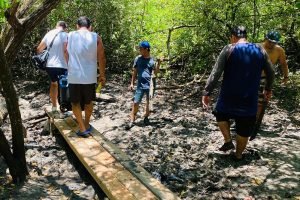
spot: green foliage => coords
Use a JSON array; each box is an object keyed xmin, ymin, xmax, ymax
[
  {"xmin": 0, "ymin": 0, "xmax": 10, "ymax": 23},
  {"xmin": 15, "ymin": 0, "xmax": 300, "ymax": 80}
]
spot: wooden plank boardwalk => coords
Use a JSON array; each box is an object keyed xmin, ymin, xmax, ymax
[{"xmin": 46, "ymin": 110, "xmax": 180, "ymax": 200}]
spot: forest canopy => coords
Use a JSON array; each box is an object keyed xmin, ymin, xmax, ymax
[{"xmin": 3, "ymin": 0, "xmax": 300, "ymax": 78}]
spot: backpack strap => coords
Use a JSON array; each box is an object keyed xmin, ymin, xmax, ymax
[{"xmin": 48, "ymin": 31, "xmax": 62, "ymax": 51}]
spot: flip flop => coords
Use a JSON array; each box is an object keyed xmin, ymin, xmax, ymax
[
  {"xmin": 86, "ymin": 125, "xmax": 93, "ymax": 132},
  {"xmin": 76, "ymin": 130, "xmax": 90, "ymax": 138}
]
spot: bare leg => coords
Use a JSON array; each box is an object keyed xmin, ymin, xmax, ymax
[
  {"xmin": 50, "ymin": 82, "xmax": 58, "ymax": 108},
  {"xmin": 217, "ymin": 121, "xmax": 231, "ymax": 143},
  {"xmin": 130, "ymin": 103, "xmax": 139, "ymax": 122},
  {"xmin": 84, "ymin": 102, "xmax": 93, "ymax": 129},
  {"xmin": 236, "ymin": 134, "xmax": 248, "ymax": 159},
  {"xmin": 144, "ymin": 98, "xmax": 150, "ymax": 117},
  {"xmin": 72, "ymin": 102, "xmax": 86, "ymax": 132},
  {"xmin": 256, "ymin": 103, "xmax": 263, "ymax": 120}
]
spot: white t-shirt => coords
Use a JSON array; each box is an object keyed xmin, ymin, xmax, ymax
[
  {"xmin": 42, "ymin": 28, "xmax": 68, "ymax": 69},
  {"xmin": 67, "ymin": 30, "xmax": 98, "ymax": 84}
]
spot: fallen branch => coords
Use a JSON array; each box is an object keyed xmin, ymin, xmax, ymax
[
  {"xmin": 27, "ymin": 117, "xmax": 48, "ymax": 126},
  {"xmin": 23, "ymin": 112, "xmax": 47, "ymax": 122}
]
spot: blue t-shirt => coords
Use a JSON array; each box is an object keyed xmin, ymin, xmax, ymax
[
  {"xmin": 216, "ymin": 43, "xmax": 267, "ymax": 116},
  {"xmin": 133, "ymin": 55, "xmax": 155, "ymax": 89}
]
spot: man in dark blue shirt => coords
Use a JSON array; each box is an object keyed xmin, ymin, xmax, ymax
[
  {"xmin": 126, "ymin": 41, "xmax": 160, "ymax": 129},
  {"xmin": 202, "ymin": 26, "xmax": 275, "ymax": 160}
]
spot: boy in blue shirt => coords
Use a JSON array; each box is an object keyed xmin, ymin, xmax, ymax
[{"xmin": 126, "ymin": 41, "xmax": 161, "ymax": 129}]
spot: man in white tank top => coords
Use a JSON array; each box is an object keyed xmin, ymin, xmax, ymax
[
  {"xmin": 67, "ymin": 16, "xmax": 106, "ymax": 137},
  {"xmin": 37, "ymin": 21, "xmax": 68, "ymax": 112}
]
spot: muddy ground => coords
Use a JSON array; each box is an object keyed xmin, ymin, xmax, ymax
[{"xmin": 0, "ymin": 75, "xmax": 299, "ymax": 200}]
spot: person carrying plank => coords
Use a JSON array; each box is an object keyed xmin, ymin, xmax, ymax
[
  {"xmin": 250, "ymin": 30, "xmax": 289, "ymax": 141},
  {"xmin": 202, "ymin": 26, "xmax": 275, "ymax": 160}
]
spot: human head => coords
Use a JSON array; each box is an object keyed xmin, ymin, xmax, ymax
[
  {"xmin": 231, "ymin": 26, "xmax": 247, "ymax": 39},
  {"xmin": 77, "ymin": 16, "xmax": 91, "ymax": 29},
  {"xmin": 265, "ymin": 30, "xmax": 280, "ymax": 43},
  {"xmin": 139, "ymin": 41, "xmax": 150, "ymax": 51},
  {"xmin": 56, "ymin": 21, "xmax": 67, "ymax": 30}
]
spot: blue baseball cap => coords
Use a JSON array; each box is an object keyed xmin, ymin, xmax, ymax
[
  {"xmin": 265, "ymin": 31, "xmax": 281, "ymax": 43},
  {"xmin": 139, "ymin": 41, "xmax": 150, "ymax": 49}
]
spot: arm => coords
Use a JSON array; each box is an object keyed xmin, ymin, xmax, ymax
[
  {"xmin": 36, "ymin": 41, "xmax": 46, "ymax": 53},
  {"xmin": 262, "ymin": 51, "xmax": 275, "ymax": 101},
  {"xmin": 202, "ymin": 45, "xmax": 230, "ymax": 108},
  {"xmin": 63, "ymin": 42, "xmax": 68, "ymax": 64},
  {"xmin": 97, "ymin": 35, "xmax": 106, "ymax": 86},
  {"xmin": 154, "ymin": 57, "xmax": 162, "ymax": 76},
  {"xmin": 130, "ymin": 68, "xmax": 137, "ymax": 91},
  {"xmin": 278, "ymin": 47, "xmax": 289, "ymax": 84}
]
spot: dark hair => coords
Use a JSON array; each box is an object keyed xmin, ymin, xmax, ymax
[
  {"xmin": 57, "ymin": 21, "xmax": 67, "ymax": 29},
  {"xmin": 231, "ymin": 26, "xmax": 247, "ymax": 38},
  {"xmin": 77, "ymin": 16, "xmax": 91, "ymax": 28}
]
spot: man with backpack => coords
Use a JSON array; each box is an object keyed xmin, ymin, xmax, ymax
[
  {"xmin": 202, "ymin": 26, "xmax": 275, "ymax": 160},
  {"xmin": 36, "ymin": 21, "xmax": 68, "ymax": 112}
]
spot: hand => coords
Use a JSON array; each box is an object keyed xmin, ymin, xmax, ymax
[
  {"xmin": 281, "ymin": 77, "xmax": 288, "ymax": 86},
  {"xmin": 202, "ymin": 96, "xmax": 210, "ymax": 109},
  {"xmin": 129, "ymin": 83, "xmax": 134, "ymax": 91},
  {"xmin": 98, "ymin": 76, "xmax": 106, "ymax": 86},
  {"xmin": 263, "ymin": 90, "xmax": 272, "ymax": 102}
]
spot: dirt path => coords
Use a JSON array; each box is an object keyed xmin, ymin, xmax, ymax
[{"xmin": 0, "ymin": 78, "xmax": 299, "ymax": 200}]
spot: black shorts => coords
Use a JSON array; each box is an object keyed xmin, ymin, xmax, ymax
[
  {"xmin": 214, "ymin": 112, "xmax": 256, "ymax": 137},
  {"xmin": 69, "ymin": 84, "xmax": 96, "ymax": 105},
  {"xmin": 46, "ymin": 67, "xmax": 67, "ymax": 82}
]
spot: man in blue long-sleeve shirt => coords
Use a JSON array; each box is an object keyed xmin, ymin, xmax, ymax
[{"xmin": 202, "ymin": 26, "xmax": 275, "ymax": 160}]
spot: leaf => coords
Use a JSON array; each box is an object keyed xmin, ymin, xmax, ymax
[{"xmin": 251, "ymin": 177, "xmax": 263, "ymax": 185}]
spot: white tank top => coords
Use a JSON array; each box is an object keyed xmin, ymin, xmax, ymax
[{"xmin": 67, "ymin": 30, "xmax": 98, "ymax": 84}]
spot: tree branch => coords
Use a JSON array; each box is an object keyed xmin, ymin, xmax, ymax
[
  {"xmin": 4, "ymin": 0, "xmax": 62, "ymax": 63},
  {"xmin": 4, "ymin": 1, "xmax": 22, "ymax": 31}
]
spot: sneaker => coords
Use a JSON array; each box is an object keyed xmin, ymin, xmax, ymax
[
  {"xmin": 144, "ymin": 117, "xmax": 150, "ymax": 125},
  {"xmin": 125, "ymin": 122, "xmax": 135, "ymax": 130},
  {"xmin": 52, "ymin": 106, "xmax": 58, "ymax": 112},
  {"xmin": 219, "ymin": 141, "xmax": 235, "ymax": 151}
]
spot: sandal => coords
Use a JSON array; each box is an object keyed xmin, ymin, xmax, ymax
[
  {"xmin": 86, "ymin": 125, "xmax": 93, "ymax": 132},
  {"xmin": 76, "ymin": 130, "xmax": 90, "ymax": 138}
]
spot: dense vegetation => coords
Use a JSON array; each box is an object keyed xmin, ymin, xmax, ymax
[{"xmin": 14, "ymin": 0, "xmax": 300, "ymax": 79}]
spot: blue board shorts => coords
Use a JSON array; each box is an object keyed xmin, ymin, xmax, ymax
[{"xmin": 134, "ymin": 88, "xmax": 150, "ymax": 103}]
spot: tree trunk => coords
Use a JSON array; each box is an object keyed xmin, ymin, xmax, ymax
[
  {"xmin": 0, "ymin": 41, "xmax": 28, "ymax": 183},
  {"xmin": 0, "ymin": 129, "xmax": 26, "ymax": 183},
  {"xmin": 0, "ymin": 0, "xmax": 62, "ymax": 184}
]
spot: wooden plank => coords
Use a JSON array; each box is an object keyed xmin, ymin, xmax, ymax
[
  {"xmin": 91, "ymin": 130, "xmax": 180, "ymax": 200},
  {"xmin": 53, "ymin": 119, "xmax": 137, "ymax": 200},
  {"xmin": 46, "ymin": 110, "xmax": 179, "ymax": 200}
]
